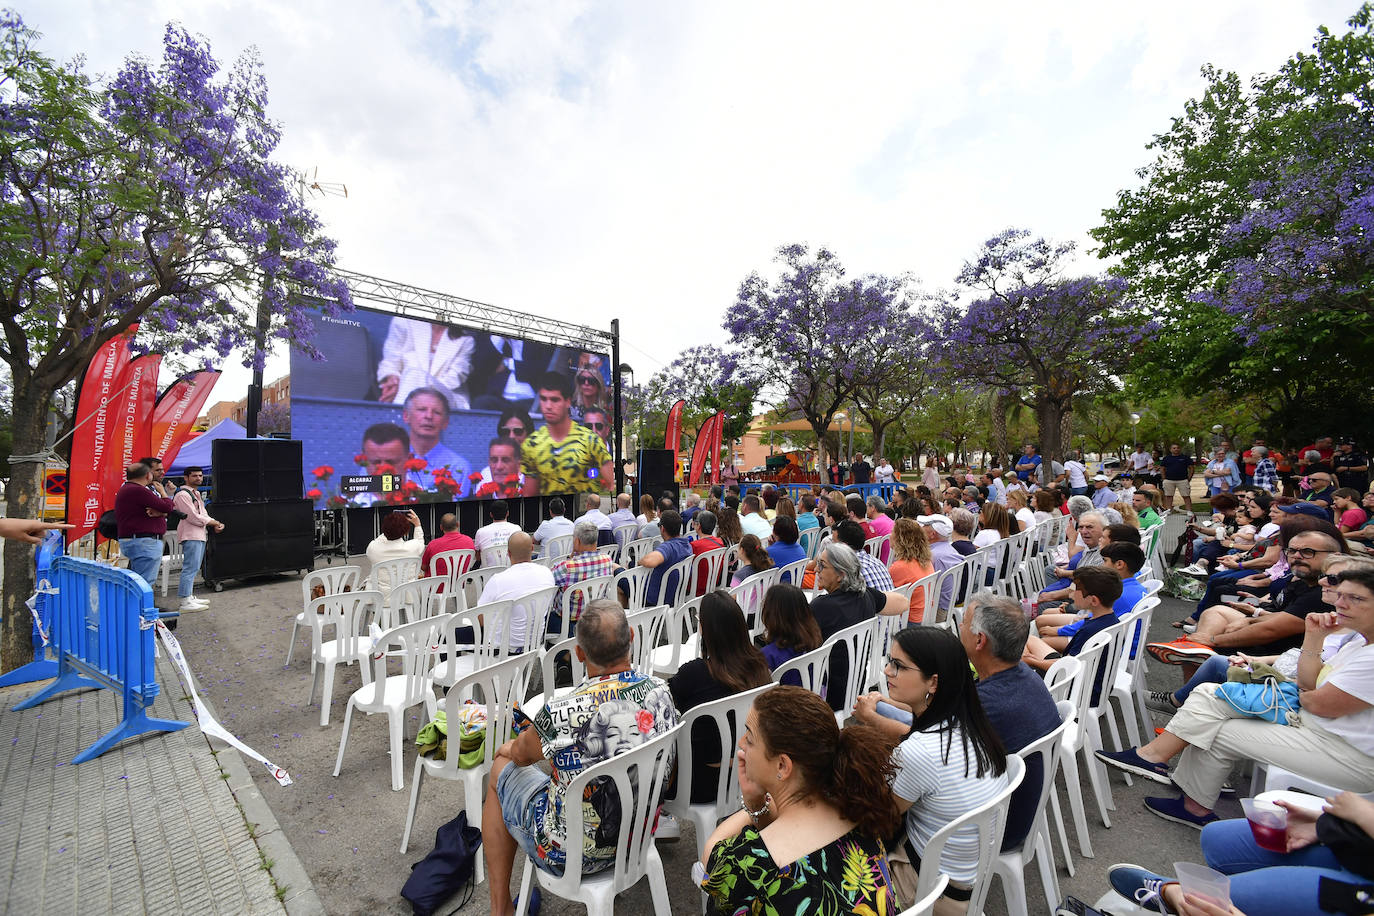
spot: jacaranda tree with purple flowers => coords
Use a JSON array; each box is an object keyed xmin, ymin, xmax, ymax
[
  {"xmin": 0, "ymin": 14, "xmax": 352, "ymax": 668},
  {"xmin": 641, "ymin": 343, "xmax": 761, "ymax": 456},
  {"xmin": 724, "ymin": 243, "xmax": 908, "ymax": 483},
  {"xmin": 1095, "ymin": 5, "xmax": 1374, "ymax": 442},
  {"xmin": 941, "ymin": 229, "xmax": 1140, "ymax": 466}
]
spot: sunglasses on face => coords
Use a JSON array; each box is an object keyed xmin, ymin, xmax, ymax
[{"xmin": 501, "ymin": 426, "xmax": 527, "ymax": 436}]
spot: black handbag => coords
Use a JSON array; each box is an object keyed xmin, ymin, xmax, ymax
[{"xmin": 400, "ymin": 811, "xmax": 482, "ymax": 916}]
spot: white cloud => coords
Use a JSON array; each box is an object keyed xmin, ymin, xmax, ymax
[{"xmin": 19, "ymin": 0, "xmax": 1355, "ymax": 399}]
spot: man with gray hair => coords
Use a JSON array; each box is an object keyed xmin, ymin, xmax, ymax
[
  {"xmin": 1039, "ymin": 510, "xmax": 1107, "ymax": 606},
  {"xmin": 550, "ymin": 520, "xmax": 623, "ymax": 638},
  {"xmin": 483, "ymin": 599, "xmax": 676, "ymax": 913},
  {"xmin": 680, "ymin": 490, "xmax": 702, "ymax": 526},
  {"xmin": 1250, "ymin": 445, "xmax": 1279, "ymax": 495}
]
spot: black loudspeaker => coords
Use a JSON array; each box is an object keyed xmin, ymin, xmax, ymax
[
  {"xmin": 636, "ymin": 449, "xmax": 679, "ymax": 507},
  {"xmin": 203, "ymin": 499, "xmax": 314, "ymax": 589},
  {"xmin": 212, "ymin": 439, "xmax": 304, "ymax": 503}
]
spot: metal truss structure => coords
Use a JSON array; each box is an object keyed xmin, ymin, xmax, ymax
[{"xmin": 334, "ymin": 268, "xmax": 614, "ymax": 352}]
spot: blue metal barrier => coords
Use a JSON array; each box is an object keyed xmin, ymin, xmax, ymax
[
  {"xmin": 11, "ymin": 555, "xmax": 188, "ymax": 763},
  {"xmin": 0, "ymin": 529, "xmax": 64, "ymax": 688},
  {"xmin": 837, "ymin": 483, "xmax": 908, "ymax": 502}
]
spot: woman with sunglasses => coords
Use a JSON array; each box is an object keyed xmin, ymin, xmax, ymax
[
  {"xmin": 1100, "ymin": 559, "xmax": 1374, "ymax": 830},
  {"xmin": 851, "ymin": 626, "xmax": 1009, "ymax": 910},
  {"xmin": 570, "ymin": 368, "xmax": 607, "ymax": 422}
]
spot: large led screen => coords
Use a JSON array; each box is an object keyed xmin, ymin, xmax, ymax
[{"xmin": 291, "ymin": 308, "xmax": 614, "ymax": 507}]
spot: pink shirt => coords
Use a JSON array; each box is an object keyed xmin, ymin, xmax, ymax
[{"xmin": 1340, "ymin": 507, "xmax": 1369, "ymax": 530}]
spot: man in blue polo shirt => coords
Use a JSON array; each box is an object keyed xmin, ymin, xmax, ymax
[
  {"xmin": 1015, "ymin": 444, "xmax": 1042, "ymax": 484},
  {"xmin": 639, "ymin": 509, "xmax": 691, "ymax": 604}
]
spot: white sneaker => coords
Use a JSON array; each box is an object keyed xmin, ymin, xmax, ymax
[
  {"xmin": 654, "ymin": 812, "xmax": 680, "ymax": 842},
  {"xmin": 179, "ymin": 598, "xmax": 209, "ymax": 611}
]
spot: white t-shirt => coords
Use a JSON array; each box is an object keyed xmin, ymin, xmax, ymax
[
  {"xmin": 1130, "ymin": 451, "xmax": 1152, "ymax": 472},
  {"xmin": 1014, "ymin": 507, "xmax": 1037, "ymax": 531},
  {"xmin": 1065, "ymin": 461, "xmax": 1088, "ymax": 488},
  {"xmin": 892, "ymin": 725, "xmax": 1011, "ymax": 883},
  {"xmin": 874, "ymin": 463, "xmax": 896, "ymax": 483},
  {"xmin": 477, "ymin": 561, "xmax": 556, "ymax": 650},
  {"xmin": 474, "ymin": 520, "xmax": 521, "ymax": 555},
  {"xmin": 740, "ymin": 512, "xmax": 773, "ymax": 541},
  {"xmin": 1311, "ymin": 634, "xmax": 1374, "ymax": 755}
]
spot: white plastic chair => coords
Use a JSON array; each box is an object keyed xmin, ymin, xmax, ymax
[
  {"xmin": 308, "ymin": 590, "xmax": 382, "ymax": 726},
  {"xmin": 663, "ymin": 684, "xmax": 772, "ymax": 860},
  {"xmin": 548, "ymin": 575, "xmax": 615, "ymax": 646},
  {"xmin": 287, "ymin": 564, "xmax": 362, "ymax": 666},
  {"xmin": 457, "ymin": 566, "xmax": 503, "ymax": 608},
  {"xmin": 367, "ymin": 556, "xmax": 421, "ymax": 593},
  {"xmin": 1108, "ymin": 597, "xmax": 1160, "ymax": 750},
  {"xmin": 771, "ymin": 641, "xmax": 833, "ymax": 694},
  {"xmin": 621, "ymin": 536, "xmax": 659, "ymax": 567},
  {"xmin": 871, "ymin": 606, "xmax": 909, "ymax": 692},
  {"xmin": 514, "ymin": 726, "xmax": 679, "ymax": 916},
  {"xmin": 159, "ymin": 532, "xmax": 184, "ymax": 597},
  {"xmin": 1048, "ymin": 635, "xmax": 1111, "ymax": 866},
  {"xmin": 613, "ymin": 566, "xmax": 652, "ymax": 610},
  {"xmin": 821, "ymin": 617, "xmax": 877, "ymax": 726},
  {"xmin": 429, "ymin": 548, "xmax": 475, "ymax": 599},
  {"xmin": 333, "ymin": 613, "xmax": 447, "ymax": 791},
  {"xmin": 688, "ymin": 546, "xmax": 731, "ymax": 597},
  {"xmin": 654, "ymin": 555, "xmax": 694, "ymax": 608},
  {"xmin": 991, "ymin": 704, "xmax": 1072, "ymax": 916},
  {"xmin": 612, "ymin": 522, "xmax": 639, "ymax": 548},
  {"xmin": 480, "ymin": 543, "xmax": 511, "ymax": 568},
  {"xmin": 596, "ymin": 544, "xmax": 620, "ymax": 560},
  {"xmin": 431, "ymin": 599, "xmax": 515, "ymax": 689},
  {"xmin": 728, "ymin": 570, "xmax": 773, "ymax": 639},
  {"xmin": 525, "ymin": 635, "xmax": 588, "ymax": 718},
  {"xmin": 896, "ymin": 874, "xmax": 949, "ymax": 916},
  {"xmin": 400, "ymin": 648, "xmax": 538, "ymax": 888},
  {"xmin": 625, "ymin": 604, "xmax": 670, "ymax": 675},
  {"xmin": 911, "ymin": 755, "xmax": 1025, "ymax": 916},
  {"xmin": 387, "ymin": 576, "xmax": 448, "ymax": 624},
  {"xmin": 541, "ymin": 534, "xmax": 574, "ymax": 560},
  {"xmin": 649, "ymin": 595, "xmax": 704, "ymax": 678},
  {"xmin": 776, "ymin": 557, "xmax": 809, "ymax": 588}
]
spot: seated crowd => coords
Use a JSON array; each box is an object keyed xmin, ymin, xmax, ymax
[{"xmin": 356, "ymin": 445, "xmax": 1374, "ymax": 916}]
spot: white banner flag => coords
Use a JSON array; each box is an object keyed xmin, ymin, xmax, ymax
[{"xmin": 155, "ymin": 620, "xmax": 293, "ymax": 787}]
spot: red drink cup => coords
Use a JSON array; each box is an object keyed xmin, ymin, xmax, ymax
[{"xmin": 1242, "ymin": 798, "xmax": 1288, "ymax": 853}]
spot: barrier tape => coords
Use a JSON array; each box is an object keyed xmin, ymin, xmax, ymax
[
  {"xmin": 155, "ymin": 620, "xmax": 294, "ymax": 787},
  {"xmin": 24, "ymin": 579, "xmax": 57, "ymax": 647}
]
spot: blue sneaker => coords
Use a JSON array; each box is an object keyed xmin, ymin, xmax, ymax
[
  {"xmin": 1143, "ymin": 795, "xmax": 1218, "ymax": 830},
  {"xmin": 1107, "ymin": 862, "xmax": 1176, "ymax": 914},
  {"xmin": 1095, "ymin": 747, "xmax": 1171, "ymax": 784}
]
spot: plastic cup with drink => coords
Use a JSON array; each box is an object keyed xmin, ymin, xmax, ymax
[
  {"xmin": 1174, "ymin": 862, "xmax": 1231, "ymax": 908},
  {"xmin": 1241, "ymin": 797, "xmax": 1289, "ymax": 853}
]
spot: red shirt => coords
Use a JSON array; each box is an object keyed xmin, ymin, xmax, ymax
[
  {"xmin": 114, "ymin": 482, "xmax": 176, "ymax": 537},
  {"xmin": 691, "ymin": 535, "xmax": 725, "ymax": 595},
  {"xmin": 421, "ymin": 530, "xmax": 476, "ymax": 577}
]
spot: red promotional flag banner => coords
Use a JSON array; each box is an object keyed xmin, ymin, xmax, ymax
[
  {"xmin": 101, "ymin": 353, "xmax": 161, "ymax": 517},
  {"xmin": 664, "ymin": 399, "xmax": 686, "ymax": 455},
  {"xmin": 65, "ymin": 333, "xmax": 135, "ymax": 542},
  {"xmin": 687, "ymin": 413, "xmax": 721, "ymax": 488},
  {"xmin": 150, "ymin": 369, "xmax": 221, "ymax": 466},
  {"xmin": 708, "ymin": 410, "xmax": 725, "ymax": 485}
]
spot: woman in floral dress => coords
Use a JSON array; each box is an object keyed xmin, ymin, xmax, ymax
[{"xmin": 701, "ymin": 685, "xmax": 903, "ymax": 915}]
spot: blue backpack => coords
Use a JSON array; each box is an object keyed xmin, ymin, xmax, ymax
[{"xmin": 400, "ymin": 811, "xmax": 482, "ymax": 915}]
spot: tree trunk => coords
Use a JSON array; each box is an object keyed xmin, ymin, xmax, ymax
[
  {"xmin": 1036, "ymin": 398, "xmax": 1066, "ymax": 469},
  {"xmin": 992, "ymin": 391, "xmax": 1009, "ymax": 467},
  {"xmin": 813, "ymin": 424, "xmax": 832, "ymax": 484},
  {"xmin": 2, "ymin": 384, "xmax": 52, "ymax": 671}
]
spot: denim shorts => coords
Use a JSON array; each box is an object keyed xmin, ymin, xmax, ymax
[{"xmin": 496, "ymin": 764, "xmax": 563, "ymax": 876}]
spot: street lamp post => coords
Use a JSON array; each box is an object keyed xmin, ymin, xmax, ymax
[{"xmin": 1130, "ymin": 412, "xmax": 1141, "ymax": 452}]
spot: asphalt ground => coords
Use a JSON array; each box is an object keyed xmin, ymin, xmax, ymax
[{"xmin": 169, "ymin": 560, "xmax": 1235, "ymax": 916}]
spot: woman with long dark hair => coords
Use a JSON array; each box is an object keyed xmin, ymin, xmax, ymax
[
  {"xmin": 852, "ymin": 626, "xmax": 1009, "ymax": 909},
  {"xmin": 716, "ymin": 506, "xmax": 743, "ymax": 547},
  {"xmin": 731, "ymin": 533, "xmax": 775, "ymax": 586},
  {"xmin": 759, "ymin": 583, "xmax": 823, "ymax": 684},
  {"xmin": 702, "ymin": 686, "xmax": 904, "ymax": 914},
  {"xmin": 669, "ymin": 591, "xmax": 772, "ymax": 803}
]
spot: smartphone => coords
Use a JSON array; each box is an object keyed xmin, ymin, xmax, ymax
[
  {"xmin": 1222, "ymin": 594, "xmax": 1261, "ymax": 605},
  {"xmin": 1056, "ymin": 897, "xmax": 1112, "ymax": 916}
]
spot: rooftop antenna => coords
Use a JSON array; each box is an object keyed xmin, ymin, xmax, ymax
[{"xmin": 299, "ymin": 165, "xmax": 348, "ymax": 200}]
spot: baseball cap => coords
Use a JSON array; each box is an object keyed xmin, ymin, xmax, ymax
[
  {"xmin": 1091, "ymin": 474, "xmax": 1112, "ymax": 482},
  {"xmin": 1278, "ymin": 502, "xmax": 1332, "ymax": 520},
  {"xmin": 917, "ymin": 514, "xmax": 954, "ymax": 538}
]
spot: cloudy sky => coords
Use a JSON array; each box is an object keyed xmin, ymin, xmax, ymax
[{"xmin": 26, "ymin": 0, "xmax": 1355, "ymax": 399}]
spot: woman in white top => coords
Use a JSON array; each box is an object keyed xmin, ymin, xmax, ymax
[
  {"xmin": 365, "ymin": 509, "xmax": 426, "ymax": 566},
  {"xmin": 855, "ymin": 626, "xmax": 1010, "ymax": 907},
  {"xmin": 1005, "ymin": 490, "xmax": 1037, "ymax": 533},
  {"xmin": 376, "ymin": 316, "xmax": 474, "ymax": 409},
  {"xmin": 974, "ymin": 503, "xmax": 1015, "ymax": 585},
  {"xmin": 1098, "ymin": 561, "xmax": 1374, "ymax": 827},
  {"xmin": 1063, "ymin": 450, "xmax": 1090, "ymax": 496}
]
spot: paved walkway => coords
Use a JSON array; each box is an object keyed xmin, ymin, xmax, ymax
[{"xmin": 0, "ymin": 650, "xmax": 321, "ymax": 915}]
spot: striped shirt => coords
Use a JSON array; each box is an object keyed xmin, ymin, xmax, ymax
[{"xmin": 892, "ymin": 725, "xmax": 1011, "ymax": 883}]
